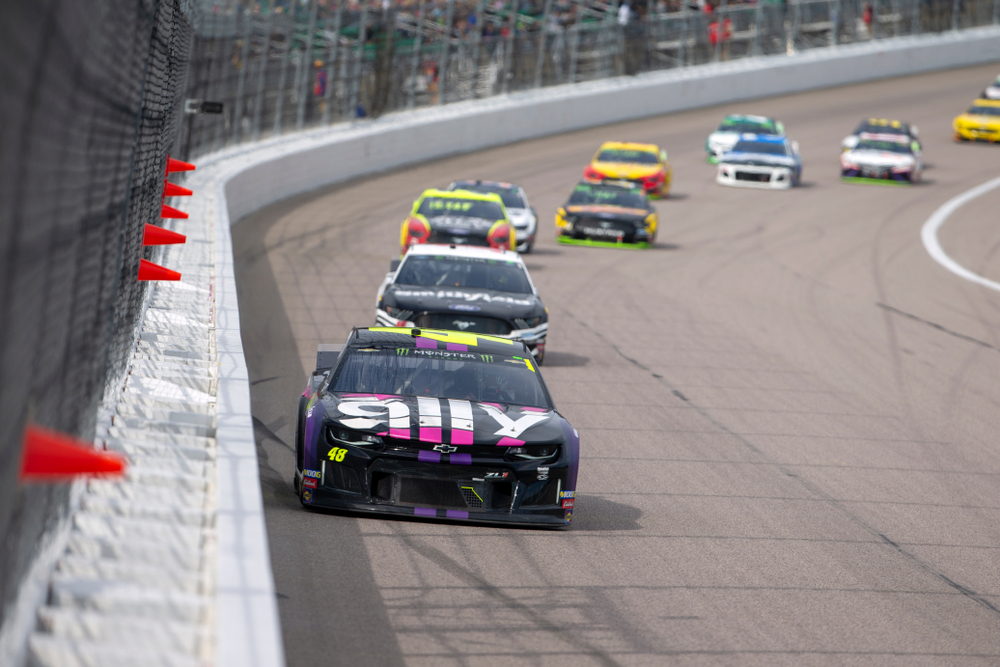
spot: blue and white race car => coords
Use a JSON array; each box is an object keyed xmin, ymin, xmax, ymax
[{"xmin": 716, "ymin": 134, "xmax": 802, "ymax": 189}]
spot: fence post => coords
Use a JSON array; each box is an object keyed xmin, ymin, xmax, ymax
[
  {"xmin": 534, "ymin": 0, "xmax": 554, "ymax": 87},
  {"xmin": 438, "ymin": 0, "xmax": 457, "ymax": 104},
  {"xmin": 752, "ymin": 0, "xmax": 763, "ymax": 55},
  {"xmin": 211, "ymin": 13, "xmax": 229, "ymax": 152},
  {"xmin": 830, "ymin": 0, "xmax": 840, "ymax": 44},
  {"xmin": 273, "ymin": 31, "xmax": 291, "ymax": 136},
  {"xmin": 501, "ymin": 0, "xmax": 519, "ymax": 94},
  {"xmin": 350, "ymin": 2, "xmax": 369, "ymax": 117},
  {"xmin": 323, "ymin": 0, "xmax": 345, "ymax": 125},
  {"xmin": 910, "ymin": 0, "xmax": 919, "ymax": 35},
  {"xmin": 568, "ymin": 7, "xmax": 581, "ymax": 82},
  {"xmin": 994, "ymin": 0, "xmax": 999, "ymax": 25},
  {"xmin": 952, "ymin": 0, "xmax": 960, "ymax": 29},
  {"xmin": 251, "ymin": 9, "xmax": 273, "ymax": 141},
  {"xmin": 714, "ymin": 0, "xmax": 727, "ymax": 62},
  {"xmin": 470, "ymin": 0, "xmax": 487, "ymax": 97},
  {"xmin": 296, "ymin": 0, "xmax": 319, "ymax": 129},
  {"xmin": 232, "ymin": 9, "xmax": 253, "ymax": 145},
  {"xmin": 408, "ymin": 0, "xmax": 426, "ymax": 109}
]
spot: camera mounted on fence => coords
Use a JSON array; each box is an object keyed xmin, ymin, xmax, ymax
[{"xmin": 184, "ymin": 99, "xmax": 224, "ymax": 114}]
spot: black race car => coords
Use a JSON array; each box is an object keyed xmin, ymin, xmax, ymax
[
  {"xmin": 295, "ymin": 327, "xmax": 579, "ymax": 527},
  {"xmin": 554, "ymin": 181, "xmax": 658, "ymax": 248},
  {"xmin": 375, "ymin": 244, "xmax": 548, "ymax": 363}
]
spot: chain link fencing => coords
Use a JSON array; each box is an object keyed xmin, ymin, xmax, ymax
[
  {"xmin": 177, "ymin": 0, "xmax": 999, "ymax": 161},
  {"xmin": 0, "ymin": 0, "xmax": 192, "ymax": 638}
]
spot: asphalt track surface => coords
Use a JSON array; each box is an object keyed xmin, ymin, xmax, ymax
[{"xmin": 233, "ymin": 62, "xmax": 1000, "ymax": 667}]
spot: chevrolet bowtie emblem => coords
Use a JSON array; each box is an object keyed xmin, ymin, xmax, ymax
[{"xmin": 433, "ymin": 444, "xmax": 459, "ymax": 453}]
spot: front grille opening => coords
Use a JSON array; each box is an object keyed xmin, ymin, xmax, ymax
[
  {"xmin": 735, "ymin": 171, "xmax": 770, "ymax": 182},
  {"xmin": 371, "ymin": 471, "xmax": 393, "ymax": 501},
  {"xmin": 414, "ymin": 313, "xmax": 512, "ymax": 335},
  {"xmin": 490, "ymin": 482, "xmax": 513, "ymax": 510},
  {"xmin": 399, "ymin": 477, "xmax": 467, "ymax": 509},
  {"xmin": 520, "ymin": 479, "xmax": 559, "ymax": 507},
  {"xmin": 323, "ymin": 462, "xmax": 362, "ymax": 494}
]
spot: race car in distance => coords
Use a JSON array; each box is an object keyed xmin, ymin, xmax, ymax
[
  {"xmin": 447, "ymin": 180, "xmax": 537, "ymax": 253},
  {"xmin": 716, "ymin": 134, "xmax": 802, "ymax": 189},
  {"xmin": 400, "ymin": 189, "xmax": 515, "ymax": 256},
  {"xmin": 841, "ymin": 133, "xmax": 923, "ymax": 184},
  {"xmin": 953, "ymin": 99, "xmax": 1000, "ymax": 142},
  {"xmin": 582, "ymin": 142, "xmax": 671, "ymax": 197},
  {"xmin": 375, "ymin": 244, "xmax": 549, "ymax": 363},
  {"xmin": 981, "ymin": 74, "xmax": 1000, "ymax": 99},
  {"xmin": 706, "ymin": 114, "xmax": 785, "ymax": 163},
  {"xmin": 294, "ymin": 327, "xmax": 578, "ymax": 527},
  {"xmin": 555, "ymin": 180, "xmax": 657, "ymax": 248},
  {"xmin": 842, "ymin": 118, "xmax": 920, "ymax": 152}
]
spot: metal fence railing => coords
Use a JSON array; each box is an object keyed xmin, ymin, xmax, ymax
[{"xmin": 177, "ymin": 0, "xmax": 999, "ymax": 161}]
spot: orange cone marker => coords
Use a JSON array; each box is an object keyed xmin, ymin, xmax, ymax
[
  {"xmin": 138, "ymin": 258, "xmax": 181, "ymax": 281},
  {"xmin": 166, "ymin": 157, "xmax": 196, "ymax": 174},
  {"xmin": 20, "ymin": 424, "xmax": 125, "ymax": 482},
  {"xmin": 161, "ymin": 204, "xmax": 189, "ymax": 219},
  {"xmin": 143, "ymin": 224, "xmax": 187, "ymax": 246},
  {"xmin": 163, "ymin": 182, "xmax": 193, "ymax": 197}
]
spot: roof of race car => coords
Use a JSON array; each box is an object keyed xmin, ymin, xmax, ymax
[
  {"xmin": 857, "ymin": 132, "xmax": 910, "ymax": 143},
  {"xmin": 416, "ymin": 188, "xmax": 505, "ymax": 203},
  {"xmin": 596, "ymin": 141, "xmax": 660, "ymax": 153},
  {"xmin": 449, "ymin": 179, "xmax": 518, "ymax": 191},
  {"xmin": 968, "ymin": 98, "xmax": 1000, "ymax": 108},
  {"xmin": 402, "ymin": 243, "xmax": 524, "ymax": 264},
  {"xmin": 352, "ymin": 327, "xmax": 524, "ymax": 355},
  {"xmin": 859, "ymin": 118, "xmax": 908, "ymax": 129},
  {"xmin": 723, "ymin": 114, "xmax": 775, "ymax": 124}
]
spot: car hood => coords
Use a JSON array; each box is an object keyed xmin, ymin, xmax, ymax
[
  {"xmin": 843, "ymin": 149, "xmax": 914, "ymax": 166},
  {"xmin": 427, "ymin": 215, "xmax": 502, "ymax": 235},
  {"xmin": 720, "ymin": 152, "xmax": 797, "ymax": 167},
  {"xmin": 590, "ymin": 162, "xmax": 663, "ymax": 179},
  {"xmin": 564, "ymin": 204, "xmax": 648, "ymax": 221},
  {"xmin": 385, "ymin": 284, "xmax": 540, "ymax": 317},
  {"xmin": 322, "ymin": 393, "xmax": 565, "ymax": 446},
  {"xmin": 956, "ymin": 113, "xmax": 1000, "ymax": 128}
]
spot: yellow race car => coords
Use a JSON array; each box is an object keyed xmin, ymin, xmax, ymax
[
  {"xmin": 582, "ymin": 141, "xmax": 672, "ymax": 198},
  {"xmin": 953, "ymin": 99, "xmax": 1000, "ymax": 142},
  {"xmin": 400, "ymin": 189, "xmax": 515, "ymax": 256}
]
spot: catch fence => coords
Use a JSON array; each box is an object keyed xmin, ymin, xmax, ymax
[{"xmin": 178, "ymin": 0, "xmax": 1000, "ymax": 160}]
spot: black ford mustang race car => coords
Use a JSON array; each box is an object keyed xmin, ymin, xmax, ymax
[
  {"xmin": 554, "ymin": 181, "xmax": 658, "ymax": 248},
  {"xmin": 375, "ymin": 244, "xmax": 548, "ymax": 363},
  {"xmin": 294, "ymin": 327, "xmax": 578, "ymax": 527}
]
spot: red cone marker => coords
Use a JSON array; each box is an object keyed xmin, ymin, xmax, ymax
[
  {"xmin": 143, "ymin": 224, "xmax": 187, "ymax": 246},
  {"xmin": 163, "ymin": 182, "xmax": 193, "ymax": 198},
  {"xmin": 166, "ymin": 157, "xmax": 196, "ymax": 174},
  {"xmin": 138, "ymin": 259, "xmax": 181, "ymax": 281},
  {"xmin": 20, "ymin": 424, "xmax": 125, "ymax": 482},
  {"xmin": 161, "ymin": 204, "xmax": 189, "ymax": 219}
]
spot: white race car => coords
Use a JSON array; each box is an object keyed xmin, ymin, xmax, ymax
[
  {"xmin": 375, "ymin": 244, "xmax": 549, "ymax": 362},
  {"xmin": 716, "ymin": 134, "xmax": 802, "ymax": 189},
  {"xmin": 982, "ymin": 74, "xmax": 1000, "ymax": 100},
  {"xmin": 841, "ymin": 133, "xmax": 923, "ymax": 184},
  {"xmin": 841, "ymin": 118, "xmax": 919, "ymax": 152},
  {"xmin": 447, "ymin": 180, "xmax": 537, "ymax": 253},
  {"xmin": 706, "ymin": 114, "xmax": 785, "ymax": 163}
]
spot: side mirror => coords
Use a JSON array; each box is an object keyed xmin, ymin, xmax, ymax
[
  {"xmin": 792, "ymin": 140, "xmax": 800, "ymax": 154},
  {"xmin": 776, "ymin": 121, "xmax": 785, "ymax": 135},
  {"xmin": 659, "ymin": 150, "xmax": 668, "ymax": 163},
  {"xmin": 911, "ymin": 125, "xmax": 919, "ymax": 137},
  {"xmin": 389, "ymin": 259, "xmax": 401, "ymax": 272}
]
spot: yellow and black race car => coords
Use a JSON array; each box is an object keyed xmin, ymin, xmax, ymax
[
  {"xmin": 583, "ymin": 142, "xmax": 671, "ymax": 198},
  {"xmin": 555, "ymin": 181, "xmax": 657, "ymax": 248},
  {"xmin": 953, "ymin": 99, "xmax": 1000, "ymax": 142},
  {"xmin": 400, "ymin": 189, "xmax": 515, "ymax": 256}
]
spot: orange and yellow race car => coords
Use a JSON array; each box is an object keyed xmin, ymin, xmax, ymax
[
  {"xmin": 582, "ymin": 142, "xmax": 672, "ymax": 198},
  {"xmin": 953, "ymin": 99, "xmax": 1000, "ymax": 142}
]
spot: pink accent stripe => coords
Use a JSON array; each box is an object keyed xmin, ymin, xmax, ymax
[
  {"xmin": 520, "ymin": 406, "xmax": 548, "ymax": 412},
  {"xmin": 415, "ymin": 337, "xmax": 436, "ymax": 349},
  {"xmin": 390, "ymin": 428, "xmax": 410, "ymax": 440},
  {"xmin": 419, "ymin": 427, "xmax": 442, "ymax": 443},
  {"xmin": 497, "ymin": 437, "xmax": 525, "ymax": 447},
  {"xmin": 446, "ymin": 343, "xmax": 468, "ymax": 351},
  {"xmin": 480, "ymin": 402, "xmax": 503, "ymax": 410},
  {"xmin": 451, "ymin": 429, "xmax": 474, "ymax": 445}
]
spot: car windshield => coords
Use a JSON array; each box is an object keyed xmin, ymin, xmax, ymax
[
  {"xmin": 855, "ymin": 120, "xmax": 908, "ymax": 135},
  {"xmin": 331, "ymin": 347, "xmax": 552, "ymax": 408},
  {"xmin": 451, "ymin": 184, "xmax": 525, "ymax": 209},
  {"xmin": 567, "ymin": 183, "xmax": 647, "ymax": 208},
  {"xmin": 731, "ymin": 140, "xmax": 788, "ymax": 155},
  {"xmin": 595, "ymin": 149, "xmax": 659, "ymax": 164},
  {"xmin": 417, "ymin": 197, "xmax": 505, "ymax": 220},
  {"xmin": 395, "ymin": 255, "xmax": 533, "ymax": 294},
  {"xmin": 854, "ymin": 140, "xmax": 913, "ymax": 153},
  {"xmin": 967, "ymin": 105, "xmax": 1000, "ymax": 116},
  {"xmin": 718, "ymin": 118, "xmax": 776, "ymax": 134}
]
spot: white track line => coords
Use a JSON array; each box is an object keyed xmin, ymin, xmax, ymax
[{"xmin": 921, "ymin": 175, "xmax": 1000, "ymax": 293}]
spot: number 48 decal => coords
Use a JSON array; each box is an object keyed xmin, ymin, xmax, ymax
[{"xmin": 328, "ymin": 447, "xmax": 347, "ymax": 462}]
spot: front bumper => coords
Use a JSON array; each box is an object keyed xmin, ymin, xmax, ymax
[
  {"xmin": 374, "ymin": 308, "xmax": 547, "ymax": 358},
  {"xmin": 717, "ymin": 165, "xmax": 794, "ymax": 189},
  {"xmin": 556, "ymin": 235, "xmax": 652, "ymax": 249},
  {"xmin": 955, "ymin": 126, "xmax": 1000, "ymax": 142},
  {"xmin": 299, "ymin": 446, "xmax": 573, "ymax": 527},
  {"xmin": 841, "ymin": 166, "xmax": 914, "ymax": 184}
]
